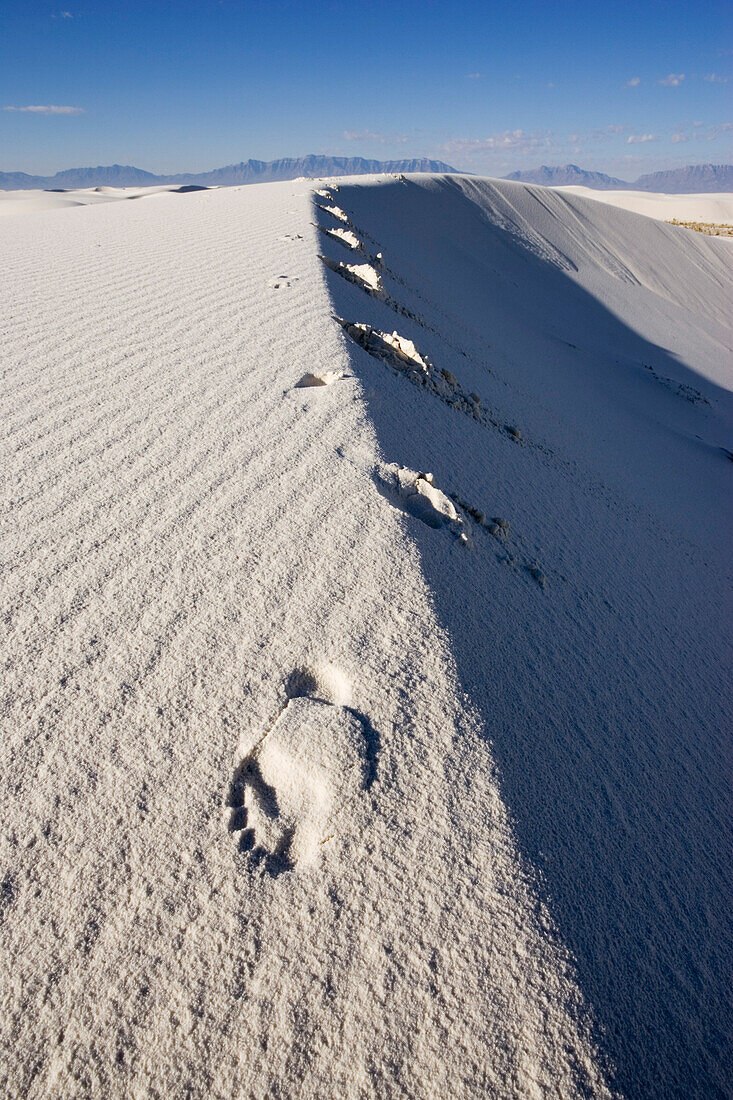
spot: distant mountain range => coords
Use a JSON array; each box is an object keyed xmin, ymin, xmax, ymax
[
  {"xmin": 503, "ymin": 163, "xmax": 733, "ymax": 193},
  {"xmin": 2, "ymin": 156, "xmax": 731, "ymax": 194},
  {"xmin": 0, "ymin": 155, "xmax": 457, "ymax": 191},
  {"xmin": 503, "ymin": 165, "xmax": 628, "ymax": 188},
  {"xmin": 632, "ymin": 164, "xmax": 733, "ymax": 193}
]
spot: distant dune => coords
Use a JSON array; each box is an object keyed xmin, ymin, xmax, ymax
[
  {"xmin": 554, "ymin": 185, "xmax": 733, "ymax": 229},
  {"xmin": 2, "ymin": 178, "xmax": 730, "ymax": 229},
  {"xmin": 1, "ymin": 173, "xmax": 730, "ymax": 1099}
]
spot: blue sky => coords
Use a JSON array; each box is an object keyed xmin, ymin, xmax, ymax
[{"xmin": 1, "ymin": 0, "xmax": 731, "ymax": 178}]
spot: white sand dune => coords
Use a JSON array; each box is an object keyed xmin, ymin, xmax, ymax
[
  {"xmin": 0, "ymin": 184, "xmax": 213, "ymax": 217},
  {"xmin": 555, "ymin": 185, "xmax": 733, "ymax": 225},
  {"xmin": 1, "ymin": 174, "xmax": 730, "ymax": 1099}
]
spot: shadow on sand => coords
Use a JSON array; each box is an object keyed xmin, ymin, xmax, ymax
[{"xmin": 321, "ymin": 176, "xmax": 732, "ymax": 1099}]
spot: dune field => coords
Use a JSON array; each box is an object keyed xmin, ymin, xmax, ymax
[
  {"xmin": 554, "ymin": 185, "xmax": 733, "ymax": 229},
  {"xmin": 1, "ymin": 174, "xmax": 731, "ymax": 1099}
]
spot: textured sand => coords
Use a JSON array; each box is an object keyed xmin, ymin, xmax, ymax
[{"xmin": 1, "ymin": 174, "xmax": 730, "ymax": 1098}]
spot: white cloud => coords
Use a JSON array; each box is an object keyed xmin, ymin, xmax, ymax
[
  {"xmin": 625, "ymin": 77, "xmax": 641, "ymax": 87},
  {"xmin": 2, "ymin": 104, "xmax": 84, "ymax": 115},
  {"xmin": 658, "ymin": 73, "xmax": 685, "ymax": 86},
  {"xmin": 704, "ymin": 73, "xmax": 728, "ymax": 83},
  {"xmin": 627, "ymin": 133, "xmax": 657, "ymax": 144},
  {"xmin": 671, "ymin": 132, "xmax": 689, "ymax": 144},
  {"xmin": 2, "ymin": 103, "xmax": 84, "ymax": 114},
  {"xmin": 466, "ymin": 73, "xmax": 482, "ymax": 80}
]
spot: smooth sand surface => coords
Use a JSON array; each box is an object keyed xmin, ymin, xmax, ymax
[{"xmin": 555, "ymin": 184, "xmax": 733, "ymax": 224}]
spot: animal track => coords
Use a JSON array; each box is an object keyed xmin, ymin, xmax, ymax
[
  {"xmin": 320, "ymin": 256, "xmax": 385, "ymax": 297},
  {"xmin": 447, "ymin": 493, "xmax": 548, "ymax": 587},
  {"xmin": 322, "ymin": 256, "xmax": 422, "ymax": 325},
  {"xmin": 316, "ymin": 203, "xmax": 350, "ymax": 224},
  {"xmin": 374, "ymin": 464, "xmax": 549, "ymax": 583},
  {"xmin": 295, "ymin": 369, "xmax": 345, "ymax": 388},
  {"xmin": 642, "ymin": 362, "xmax": 710, "ymax": 405},
  {"xmin": 313, "ymin": 193, "xmax": 377, "ymax": 253},
  {"xmin": 321, "ymin": 226, "xmax": 364, "ymax": 252},
  {"xmin": 268, "ymin": 274, "xmax": 297, "ymax": 289},
  {"xmin": 313, "ymin": 194, "xmax": 554, "ymax": 586},
  {"xmin": 314, "ymin": 192, "xmax": 501, "ymax": 362},
  {"xmin": 376, "ymin": 463, "xmax": 468, "ymax": 543},
  {"xmin": 320, "ymin": 246, "xmax": 492, "ymax": 368},
  {"xmin": 227, "ymin": 666, "xmax": 378, "ymax": 873},
  {"xmin": 278, "ymin": 233, "xmax": 304, "ymax": 242},
  {"xmin": 337, "ymin": 320, "xmax": 529, "ymax": 447},
  {"xmin": 315, "ymin": 203, "xmax": 374, "ymax": 243}
]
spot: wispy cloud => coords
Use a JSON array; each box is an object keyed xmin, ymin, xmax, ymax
[
  {"xmin": 625, "ymin": 77, "xmax": 641, "ymax": 87},
  {"xmin": 51, "ymin": 10, "xmax": 74, "ymax": 17},
  {"xmin": 658, "ymin": 73, "xmax": 685, "ymax": 86},
  {"xmin": 704, "ymin": 72, "xmax": 728, "ymax": 83},
  {"xmin": 668, "ymin": 122, "xmax": 731, "ymax": 143},
  {"xmin": 466, "ymin": 73, "xmax": 482, "ymax": 80},
  {"xmin": 438, "ymin": 124, "xmax": 643, "ymax": 166},
  {"xmin": 2, "ymin": 104, "xmax": 84, "ymax": 115},
  {"xmin": 442, "ymin": 129, "xmax": 554, "ymax": 157},
  {"xmin": 627, "ymin": 133, "xmax": 657, "ymax": 144},
  {"xmin": 567, "ymin": 124, "xmax": 625, "ymax": 146},
  {"xmin": 342, "ymin": 129, "xmax": 408, "ymax": 145}
]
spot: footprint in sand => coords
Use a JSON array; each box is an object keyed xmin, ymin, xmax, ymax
[
  {"xmin": 316, "ymin": 203, "xmax": 350, "ymax": 224},
  {"xmin": 376, "ymin": 462, "xmax": 468, "ymax": 543},
  {"xmin": 322, "ymin": 227, "xmax": 363, "ymax": 252},
  {"xmin": 227, "ymin": 666, "xmax": 378, "ymax": 874},
  {"xmin": 294, "ymin": 369, "xmax": 345, "ymax": 388}
]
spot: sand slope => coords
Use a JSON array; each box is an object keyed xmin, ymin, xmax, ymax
[
  {"xmin": 0, "ymin": 185, "xmax": 186, "ymax": 216},
  {"xmin": 1, "ymin": 175, "xmax": 730, "ymax": 1098},
  {"xmin": 554, "ymin": 185, "xmax": 733, "ymax": 226},
  {"xmin": 318, "ymin": 175, "xmax": 732, "ymax": 1099}
]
